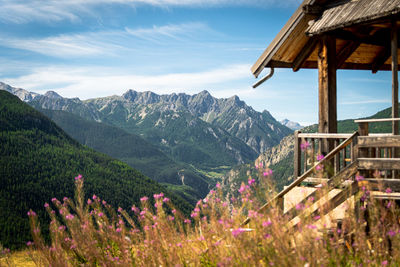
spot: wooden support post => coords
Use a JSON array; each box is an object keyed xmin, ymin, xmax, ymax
[
  {"xmin": 318, "ymin": 36, "xmax": 337, "ymax": 177},
  {"xmin": 358, "ymin": 122, "xmax": 369, "ymax": 177},
  {"xmin": 318, "ymin": 36, "xmax": 337, "ymax": 156},
  {"xmin": 391, "ymin": 21, "xmax": 399, "ymax": 136},
  {"xmin": 294, "ymin": 130, "xmax": 301, "ymax": 178}
]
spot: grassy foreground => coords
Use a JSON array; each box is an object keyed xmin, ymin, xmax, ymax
[{"xmin": 1, "ymin": 168, "xmax": 400, "ymax": 266}]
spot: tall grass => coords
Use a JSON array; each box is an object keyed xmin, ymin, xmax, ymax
[{"xmin": 19, "ymin": 169, "xmax": 400, "ymax": 266}]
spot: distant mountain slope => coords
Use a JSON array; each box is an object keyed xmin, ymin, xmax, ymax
[
  {"xmin": 0, "ymin": 90, "xmax": 192, "ymax": 249},
  {"xmin": 23, "ymin": 87, "xmax": 290, "ymax": 170},
  {"xmin": 39, "ymin": 108, "xmax": 212, "ymax": 203}
]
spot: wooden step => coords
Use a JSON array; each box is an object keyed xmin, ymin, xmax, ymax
[
  {"xmin": 303, "ymin": 177, "xmax": 329, "ymax": 186},
  {"xmin": 286, "ymin": 181, "xmax": 358, "ymax": 230}
]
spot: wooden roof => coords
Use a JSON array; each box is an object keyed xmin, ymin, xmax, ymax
[
  {"xmin": 307, "ymin": 0, "xmax": 400, "ymax": 36},
  {"xmin": 252, "ymin": 0, "xmax": 400, "ymax": 78}
]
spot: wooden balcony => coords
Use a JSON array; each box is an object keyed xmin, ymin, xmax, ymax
[{"xmin": 294, "ymin": 118, "xmax": 400, "ymax": 182}]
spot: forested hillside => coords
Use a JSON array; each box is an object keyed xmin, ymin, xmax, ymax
[
  {"xmin": 39, "ymin": 108, "xmax": 212, "ymax": 203},
  {"xmin": 0, "ymin": 91, "xmax": 192, "ymax": 249}
]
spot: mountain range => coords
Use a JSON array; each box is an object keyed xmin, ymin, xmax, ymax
[{"xmin": 1, "ymin": 82, "xmax": 292, "ymax": 202}]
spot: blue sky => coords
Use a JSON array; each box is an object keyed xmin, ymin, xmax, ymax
[{"xmin": 0, "ymin": 0, "xmax": 394, "ymax": 125}]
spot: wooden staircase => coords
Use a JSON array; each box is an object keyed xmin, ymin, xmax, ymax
[{"xmin": 242, "ymin": 123, "xmax": 400, "ymax": 230}]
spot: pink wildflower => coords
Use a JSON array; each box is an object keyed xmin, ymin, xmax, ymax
[
  {"xmin": 65, "ymin": 214, "xmax": 74, "ymax": 220},
  {"xmin": 231, "ymin": 228, "xmax": 245, "ymax": 237},
  {"xmin": 184, "ymin": 219, "xmax": 191, "ymax": 224},
  {"xmin": 216, "ymin": 182, "xmax": 221, "ymax": 189},
  {"xmin": 386, "ymin": 187, "xmax": 393, "ymax": 193},
  {"xmin": 116, "ymin": 228, "xmax": 122, "ymax": 233},
  {"xmin": 27, "ymin": 211, "xmax": 36, "ymax": 217},
  {"xmin": 98, "ymin": 212, "xmax": 104, "ymax": 217},
  {"xmin": 295, "ymin": 203, "xmax": 305, "ymax": 210},
  {"xmin": 262, "ymin": 220, "xmax": 272, "ymax": 227},
  {"xmin": 44, "ymin": 203, "xmax": 49, "ymax": 208},
  {"xmin": 74, "ymin": 174, "xmax": 82, "ymax": 180},
  {"xmin": 153, "ymin": 193, "xmax": 164, "ymax": 200},
  {"xmin": 355, "ymin": 175, "xmax": 364, "ymax": 182},
  {"xmin": 248, "ymin": 178, "xmax": 256, "ymax": 186},
  {"xmin": 317, "ymin": 154, "xmax": 324, "ymax": 161},
  {"xmin": 300, "ymin": 141, "xmax": 310, "ymax": 151},
  {"xmin": 140, "ymin": 196, "xmax": 148, "ymax": 202},
  {"xmin": 316, "ymin": 164, "xmax": 323, "ymax": 171},
  {"xmin": 238, "ymin": 184, "xmax": 246, "ymax": 193}
]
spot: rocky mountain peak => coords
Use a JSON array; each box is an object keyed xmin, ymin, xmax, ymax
[
  {"xmin": 44, "ymin": 91, "xmax": 62, "ymax": 99},
  {"xmin": 280, "ymin": 119, "xmax": 303, "ymax": 130},
  {"xmin": 0, "ymin": 82, "xmax": 39, "ymax": 102},
  {"xmin": 122, "ymin": 89, "xmax": 138, "ymax": 101}
]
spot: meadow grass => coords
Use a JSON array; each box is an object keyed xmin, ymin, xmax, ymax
[{"xmin": 2, "ymin": 167, "xmax": 400, "ymax": 266}]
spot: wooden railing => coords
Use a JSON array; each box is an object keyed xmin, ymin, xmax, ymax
[
  {"xmin": 241, "ymin": 132, "xmax": 359, "ymax": 226},
  {"xmin": 294, "ymin": 131, "xmax": 356, "ymax": 178},
  {"xmin": 355, "ymin": 118, "xmax": 400, "ymax": 178}
]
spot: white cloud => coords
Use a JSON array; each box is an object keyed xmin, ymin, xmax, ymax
[
  {"xmin": 0, "ymin": 0, "xmax": 301, "ymax": 24},
  {"xmin": 2, "ymin": 64, "xmax": 252, "ymax": 99}
]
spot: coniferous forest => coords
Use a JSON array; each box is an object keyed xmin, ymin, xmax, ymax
[{"xmin": 0, "ymin": 90, "xmax": 192, "ymax": 249}]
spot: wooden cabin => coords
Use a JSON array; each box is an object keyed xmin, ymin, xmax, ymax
[{"xmin": 244, "ymin": 0, "xmax": 400, "ymax": 227}]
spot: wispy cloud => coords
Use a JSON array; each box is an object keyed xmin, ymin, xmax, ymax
[
  {"xmin": 340, "ymin": 99, "xmax": 391, "ymax": 105},
  {"xmin": 125, "ymin": 22, "xmax": 218, "ymax": 42},
  {"xmin": 0, "ymin": 0, "xmax": 301, "ymax": 24},
  {"xmin": 0, "ymin": 22, "xmax": 215, "ymax": 58},
  {"xmin": 2, "ymin": 64, "xmax": 252, "ymax": 99}
]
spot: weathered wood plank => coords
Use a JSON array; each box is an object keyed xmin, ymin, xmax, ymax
[
  {"xmin": 391, "ymin": 20, "xmax": 399, "ymax": 136},
  {"xmin": 284, "ymin": 161, "xmax": 358, "ymax": 219},
  {"xmin": 303, "ymin": 177, "xmax": 329, "ymax": 185},
  {"xmin": 372, "ymin": 46, "xmax": 391, "ymax": 74},
  {"xmin": 337, "ymin": 41, "xmax": 360, "ymax": 68},
  {"xmin": 287, "ymin": 181, "xmax": 358, "ymax": 230},
  {"xmin": 294, "ymin": 130, "xmax": 301, "ymax": 178},
  {"xmin": 363, "ymin": 179, "xmax": 400, "ymax": 192},
  {"xmin": 358, "ymin": 158, "xmax": 400, "ymax": 170},
  {"xmin": 293, "ymin": 38, "xmax": 318, "ymax": 71},
  {"xmin": 355, "ymin": 118, "xmax": 400, "ymax": 123},
  {"xmin": 358, "ymin": 136, "xmax": 400, "ymax": 147},
  {"xmin": 298, "ymin": 133, "xmax": 352, "ymax": 139}
]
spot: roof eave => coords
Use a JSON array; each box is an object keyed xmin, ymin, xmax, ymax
[{"xmin": 251, "ymin": 0, "xmax": 314, "ymax": 78}]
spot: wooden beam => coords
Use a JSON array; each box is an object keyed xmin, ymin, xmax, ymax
[
  {"xmin": 372, "ymin": 47, "xmax": 391, "ymax": 74},
  {"xmin": 358, "ymin": 136, "xmax": 400, "ymax": 147},
  {"xmin": 358, "ymin": 158, "xmax": 400, "ymax": 170},
  {"xmin": 336, "ymin": 41, "xmax": 360, "ymax": 68},
  {"xmin": 294, "ymin": 130, "xmax": 301, "ymax": 178},
  {"xmin": 292, "ymin": 38, "xmax": 318, "ymax": 72},
  {"xmin": 391, "ymin": 21, "xmax": 399, "ymax": 135},
  {"xmin": 318, "ymin": 35, "xmax": 337, "ymax": 155},
  {"xmin": 329, "ymin": 29, "xmax": 392, "ymax": 47},
  {"xmin": 364, "ymin": 179, "xmax": 400, "ymax": 192}
]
